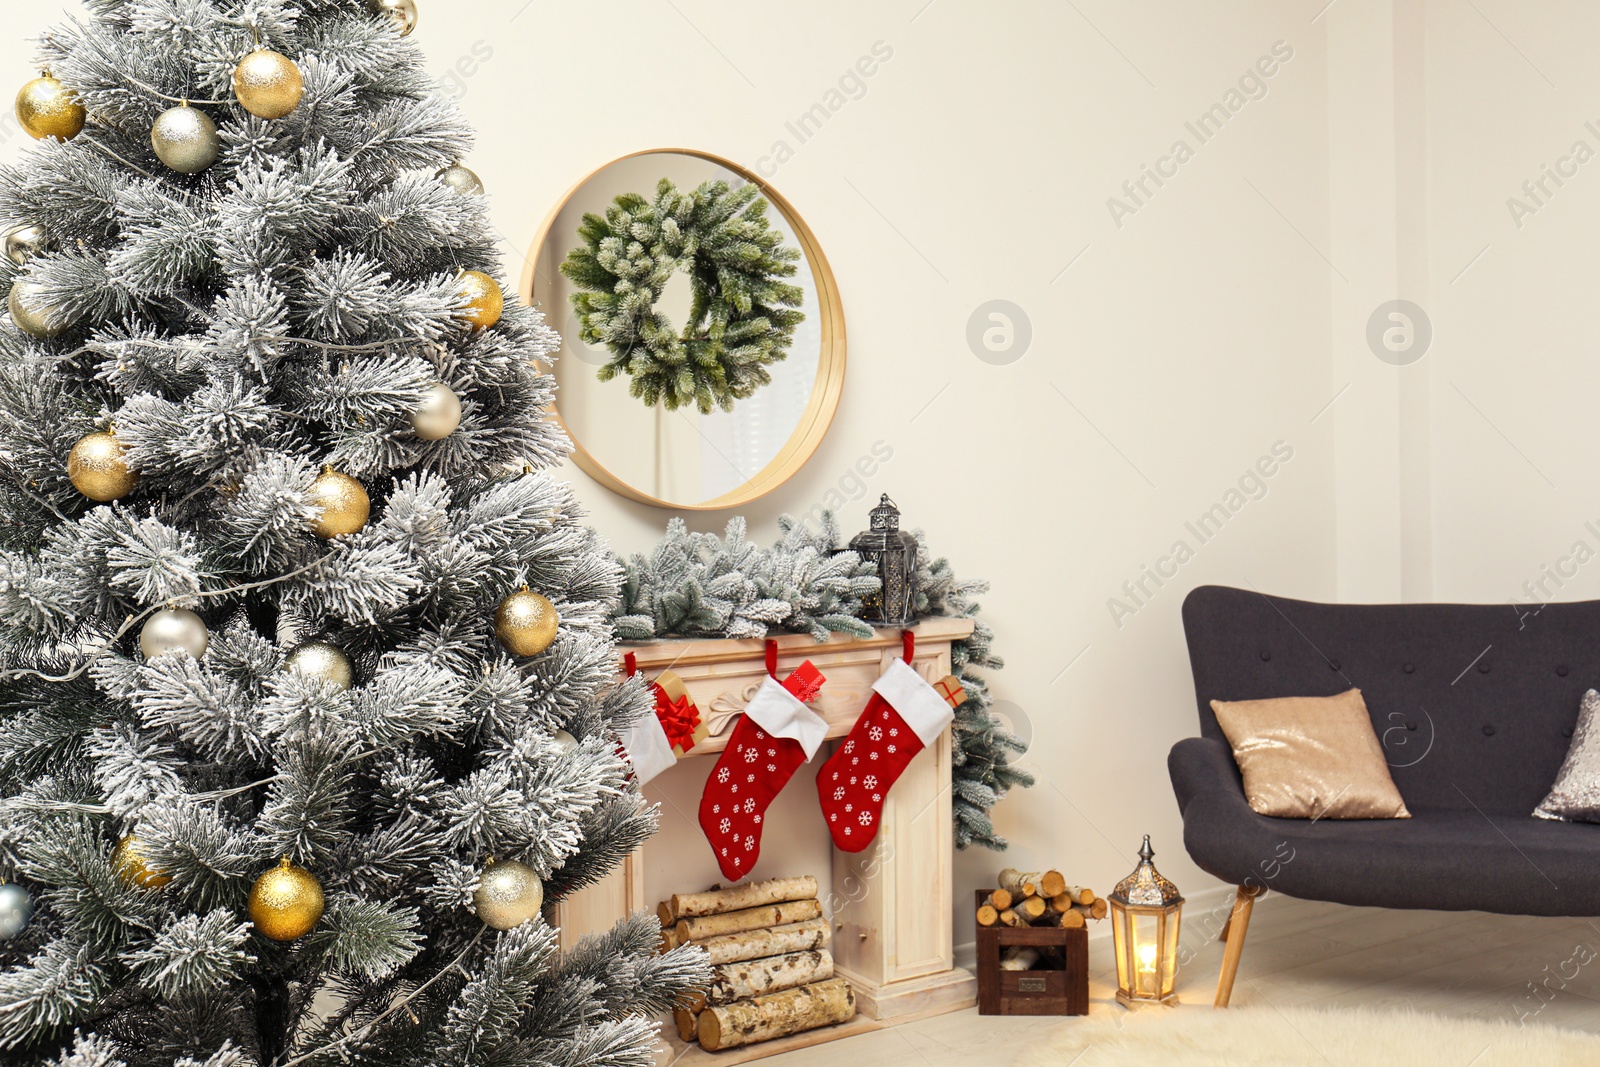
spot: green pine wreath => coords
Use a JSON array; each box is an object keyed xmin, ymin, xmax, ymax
[{"xmin": 560, "ymin": 177, "xmax": 806, "ymax": 414}]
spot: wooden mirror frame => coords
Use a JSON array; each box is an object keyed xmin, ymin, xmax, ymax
[{"xmin": 520, "ymin": 148, "xmax": 846, "ymax": 511}]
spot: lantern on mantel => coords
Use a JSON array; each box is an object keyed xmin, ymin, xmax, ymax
[
  {"xmin": 849, "ymin": 494, "xmax": 918, "ymax": 626},
  {"xmin": 1109, "ymin": 835, "xmax": 1184, "ymax": 1006}
]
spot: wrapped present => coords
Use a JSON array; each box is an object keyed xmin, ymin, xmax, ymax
[
  {"xmin": 655, "ymin": 669, "xmax": 709, "ymax": 757},
  {"xmin": 934, "ymin": 674, "xmax": 966, "ymax": 709}
]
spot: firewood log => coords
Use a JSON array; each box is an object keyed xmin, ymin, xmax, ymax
[
  {"xmin": 1073, "ymin": 899, "xmax": 1109, "ymax": 921},
  {"xmin": 989, "ymin": 888, "xmax": 1013, "ymax": 911},
  {"xmin": 695, "ymin": 918, "xmax": 831, "ymax": 965},
  {"xmin": 997, "ymin": 908, "xmax": 1023, "ymax": 927},
  {"xmin": 1037, "ymin": 871, "xmax": 1068, "ymax": 899},
  {"xmin": 997, "ymin": 869, "xmax": 1037, "ymax": 898},
  {"xmin": 1016, "ymin": 896, "xmax": 1048, "ymax": 922},
  {"xmin": 664, "ymin": 876, "xmax": 820, "ymax": 922},
  {"xmin": 976, "ymin": 903, "xmax": 999, "ymax": 927},
  {"xmin": 675, "ymin": 898, "xmax": 823, "ymax": 941},
  {"xmin": 1000, "ymin": 946, "xmax": 1042, "ymax": 971},
  {"xmin": 1054, "ymin": 907, "xmax": 1085, "ymax": 929},
  {"xmin": 690, "ymin": 949, "xmax": 835, "ymax": 1011},
  {"xmin": 697, "ymin": 978, "xmax": 856, "ymax": 1051},
  {"xmin": 658, "ymin": 900, "xmax": 676, "ymax": 927},
  {"xmin": 1064, "ymin": 885, "xmax": 1096, "ymax": 906},
  {"xmin": 674, "ymin": 1006, "xmax": 699, "ymax": 1043}
]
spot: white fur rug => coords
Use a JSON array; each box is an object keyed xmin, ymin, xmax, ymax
[{"xmin": 1015, "ymin": 1007, "xmax": 1600, "ymax": 1067}]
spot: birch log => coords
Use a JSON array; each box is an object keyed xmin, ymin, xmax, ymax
[
  {"xmin": 674, "ymin": 1007, "xmax": 699, "ymax": 1043},
  {"xmin": 665, "ymin": 876, "xmax": 820, "ymax": 922},
  {"xmin": 997, "ymin": 869, "xmax": 1037, "ymax": 898},
  {"xmin": 697, "ymin": 978, "xmax": 857, "ymax": 1051},
  {"xmin": 1038, "ymin": 871, "xmax": 1068, "ymax": 899},
  {"xmin": 1016, "ymin": 896, "xmax": 1048, "ymax": 922},
  {"xmin": 1073, "ymin": 899, "xmax": 1109, "ymax": 920},
  {"xmin": 1000, "ymin": 947, "xmax": 1042, "ymax": 971},
  {"xmin": 675, "ymin": 898, "xmax": 823, "ymax": 941},
  {"xmin": 695, "ymin": 917, "xmax": 831, "ymax": 965},
  {"xmin": 690, "ymin": 949, "xmax": 835, "ymax": 1011}
]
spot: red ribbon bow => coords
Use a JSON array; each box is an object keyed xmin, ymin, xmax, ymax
[{"xmin": 655, "ymin": 687, "xmax": 702, "ymax": 753}]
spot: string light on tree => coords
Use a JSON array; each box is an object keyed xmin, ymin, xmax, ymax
[
  {"xmin": 458, "ymin": 270, "xmax": 503, "ymax": 330},
  {"xmin": 4, "ymin": 223, "xmax": 49, "ymax": 265},
  {"xmin": 284, "ymin": 640, "xmax": 354, "ymax": 690},
  {"xmin": 437, "ymin": 162, "xmax": 483, "ymax": 194},
  {"xmin": 0, "ymin": 880, "xmax": 33, "ymax": 940},
  {"xmin": 369, "ymin": 0, "xmax": 419, "ymax": 36},
  {"xmin": 232, "ymin": 49, "xmax": 304, "ymax": 119},
  {"xmin": 8, "ymin": 278, "xmax": 72, "ymax": 338},
  {"xmin": 112, "ymin": 834, "xmax": 171, "ymax": 889},
  {"xmin": 494, "ymin": 586, "xmax": 559, "ymax": 657},
  {"xmin": 410, "ymin": 381, "xmax": 462, "ymax": 440},
  {"xmin": 472, "ymin": 858, "xmax": 543, "ymax": 930},
  {"xmin": 151, "ymin": 103, "xmax": 219, "ymax": 173},
  {"xmin": 140, "ymin": 607, "xmax": 209, "ymax": 660},
  {"xmin": 15, "ymin": 71, "xmax": 85, "ymax": 140},
  {"xmin": 68, "ymin": 428, "xmax": 139, "ymax": 501},
  {"xmin": 248, "ymin": 857, "xmax": 325, "ymax": 941},
  {"xmin": 307, "ymin": 467, "xmax": 370, "ymax": 539}
]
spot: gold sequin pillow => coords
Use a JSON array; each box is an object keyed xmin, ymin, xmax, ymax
[
  {"xmin": 1535, "ymin": 689, "xmax": 1600, "ymax": 823},
  {"xmin": 1211, "ymin": 689, "xmax": 1411, "ymax": 820}
]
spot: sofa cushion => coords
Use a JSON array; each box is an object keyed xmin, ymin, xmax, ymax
[
  {"xmin": 1535, "ymin": 688, "xmax": 1600, "ymax": 823},
  {"xmin": 1212, "ymin": 689, "xmax": 1411, "ymax": 819}
]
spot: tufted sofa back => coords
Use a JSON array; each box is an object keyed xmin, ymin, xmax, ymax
[{"xmin": 1181, "ymin": 585, "xmax": 1597, "ymax": 815}]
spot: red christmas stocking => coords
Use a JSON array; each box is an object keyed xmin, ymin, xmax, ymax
[
  {"xmin": 698, "ymin": 643, "xmax": 827, "ymax": 882},
  {"xmin": 816, "ymin": 633, "xmax": 956, "ymax": 852}
]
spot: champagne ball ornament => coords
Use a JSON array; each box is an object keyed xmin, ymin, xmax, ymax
[
  {"xmin": 0, "ymin": 882, "xmax": 33, "ymax": 940},
  {"xmin": 248, "ymin": 857, "xmax": 325, "ymax": 941},
  {"xmin": 458, "ymin": 270, "xmax": 503, "ymax": 330},
  {"xmin": 284, "ymin": 641, "xmax": 354, "ymax": 690},
  {"xmin": 553, "ymin": 729, "xmax": 578, "ymax": 752},
  {"xmin": 411, "ymin": 382, "xmax": 462, "ymax": 440},
  {"xmin": 494, "ymin": 586, "xmax": 559, "ymax": 657},
  {"xmin": 140, "ymin": 607, "xmax": 209, "ymax": 660},
  {"xmin": 437, "ymin": 163, "xmax": 484, "ymax": 195},
  {"xmin": 4, "ymin": 223, "xmax": 49, "ymax": 266},
  {"xmin": 307, "ymin": 467, "xmax": 370, "ymax": 539},
  {"xmin": 232, "ymin": 49, "xmax": 304, "ymax": 119},
  {"xmin": 369, "ymin": 0, "xmax": 419, "ymax": 36},
  {"xmin": 16, "ymin": 72, "xmax": 85, "ymax": 141},
  {"xmin": 68, "ymin": 429, "xmax": 139, "ymax": 501},
  {"xmin": 473, "ymin": 858, "xmax": 544, "ymax": 930},
  {"xmin": 151, "ymin": 103, "xmax": 219, "ymax": 174},
  {"xmin": 112, "ymin": 834, "xmax": 172, "ymax": 889},
  {"xmin": 9, "ymin": 279, "xmax": 72, "ymax": 338}
]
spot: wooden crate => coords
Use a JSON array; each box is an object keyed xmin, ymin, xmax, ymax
[{"xmin": 974, "ymin": 890, "xmax": 1088, "ymax": 1016}]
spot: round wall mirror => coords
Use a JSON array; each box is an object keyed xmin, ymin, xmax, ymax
[{"xmin": 523, "ymin": 149, "xmax": 844, "ymax": 510}]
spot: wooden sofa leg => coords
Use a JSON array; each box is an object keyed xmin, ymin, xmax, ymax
[{"xmin": 1214, "ymin": 884, "xmax": 1266, "ymax": 1008}]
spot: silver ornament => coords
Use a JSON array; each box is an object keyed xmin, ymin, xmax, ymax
[
  {"xmin": 411, "ymin": 382, "xmax": 462, "ymax": 440},
  {"xmin": 473, "ymin": 859, "xmax": 544, "ymax": 930},
  {"xmin": 0, "ymin": 883, "xmax": 32, "ymax": 940},
  {"xmin": 553, "ymin": 729, "xmax": 578, "ymax": 752},
  {"xmin": 151, "ymin": 105, "xmax": 219, "ymax": 174},
  {"xmin": 284, "ymin": 641, "xmax": 354, "ymax": 690},
  {"xmin": 4, "ymin": 223, "xmax": 48, "ymax": 266},
  {"xmin": 140, "ymin": 607, "xmax": 209, "ymax": 660},
  {"xmin": 436, "ymin": 163, "xmax": 484, "ymax": 195},
  {"xmin": 370, "ymin": 0, "xmax": 419, "ymax": 36}
]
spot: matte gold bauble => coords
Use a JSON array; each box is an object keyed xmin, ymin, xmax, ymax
[
  {"xmin": 458, "ymin": 270, "xmax": 503, "ymax": 331},
  {"xmin": 8, "ymin": 279, "xmax": 71, "ymax": 338},
  {"xmin": 248, "ymin": 857, "xmax": 325, "ymax": 941},
  {"xmin": 473, "ymin": 858, "xmax": 543, "ymax": 930},
  {"xmin": 112, "ymin": 834, "xmax": 171, "ymax": 889},
  {"xmin": 232, "ymin": 50, "xmax": 304, "ymax": 119},
  {"xmin": 411, "ymin": 381, "xmax": 462, "ymax": 440},
  {"xmin": 68, "ymin": 430, "xmax": 138, "ymax": 501},
  {"xmin": 284, "ymin": 640, "xmax": 354, "ymax": 690},
  {"xmin": 369, "ymin": 0, "xmax": 419, "ymax": 36},
  {"xmin": 552, "ymin": 729, "xmax": 578, "ymax": 752},
  {"xmin": 16, "ymin": 74, "xmax": 85, "ymax": 141},
  {"xmin": 494, "ymin": 586, "xmax": 559, "ymax": 657},
  {"xmin": 4, "ymin": 223, "xmax": 49, "ymax": 266},
  {"xmin": 140, "ymin": 607, "xmax": 209, "ymax": 660},
  {"xmin": 436, "ymin": 163, "xmax": 483, "ymax": 195},
  {"xmin": 151, "ymin": 104, "xmax": 219, "ymax": 174},
  {"xmin": 307, "ymin": 467, "xmax": 370, "ymax": 539}
]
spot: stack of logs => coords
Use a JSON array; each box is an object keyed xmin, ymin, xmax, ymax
[
  {"xmin": 660, "ymin": 876, "xmax": 856, "ymax": 1052},
  {"xmin": 977, "ymin": 868, "xmax": 1106, "ymax": 939}
]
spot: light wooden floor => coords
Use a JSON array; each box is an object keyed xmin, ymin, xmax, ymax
[{"xmin": 746, "ymin": 895, "xmax": 1600, "ymax": 1067}]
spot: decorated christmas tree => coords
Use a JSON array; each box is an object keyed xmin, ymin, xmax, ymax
[{"xmin": 0, "ymin": 2, "xmax": 707, "ymax": 1064}]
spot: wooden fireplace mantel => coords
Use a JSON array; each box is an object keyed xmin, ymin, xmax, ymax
[{"xmin": 553, "ymin": 619, "xmax": 980, "ymax": 1057}]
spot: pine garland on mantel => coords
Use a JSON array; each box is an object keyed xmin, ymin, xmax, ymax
[{"xmin": 611, "ymin": 514, "xmax": 1033, "ymax": 850}]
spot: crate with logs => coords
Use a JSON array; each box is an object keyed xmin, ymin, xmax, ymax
[
  {"xmin": 659, "ymin": 876, "xmax": 857, "ymax": 1053},
  {"xmin": 974, "ymin": 868, "xmax": 1098, "ymax": 1016}
]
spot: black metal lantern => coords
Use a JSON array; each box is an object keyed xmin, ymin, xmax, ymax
[{"xmin": 850, "ymin": 494, "xmax": 918, "ymax": 626}]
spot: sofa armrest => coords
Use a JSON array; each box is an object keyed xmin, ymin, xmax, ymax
[{"xmin": 1168, "ymin": 736, "xmax": 1246, "ymax": 815}]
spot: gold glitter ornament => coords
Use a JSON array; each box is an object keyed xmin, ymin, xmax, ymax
[
  {"xmin": 436, "ymin": 163, "xmax": 483, "ymax": 194},
  {"xmin": 140, "ymin": 607, "xmax": 209, "ymax": 660},
  {"xmin": 8, "ymin": 279, "xmax": 72, "ymax": 338},
  {"xmin": 4, "ymin": 223, "xmax": 49, "ymax": 266},
  {"xmin": 494, "ymin": 586, "xmax": 559, "ymax": 657},
  {"xmin": 472, "ymin": 858, "xmax": 543, "ymax": 930},
  {"xmin": 369, "ymin": 0, "xmax": 419, "ymax": 36},
  {"xmin": 458, "ymin": 270, "xmax": 503, "ymax": 330},
  {"xmin": 16, "ymin": 73, "xmax": 85, "ymax": 140},
  {"xmin": 307, "ymin": 467, "xmax": 370, "ymax": 539},
  {"xmin": 68, "ymin": 429, "xmax": 138, "ymax": 501},
  {"xmin": 151, "ymin": 103, "xmax": 219, "ymax": 173},
  {"xmin": 284, "ymin": 640, "xmax": 354, "ymax": 690},
  {"xmin": 410, "ymin": 382, "xmax": 462, "ymax": 440},
  {"xmin": 112, "ymin": 834, "xmax": 172, "ymax": 889},
  {"xmin": 232, "ymin": 50, "xmax": 304, "ymax": 119},
  {"xmin": 248, "ymin": 857, "xmax": 325, "ymax": 941}
]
